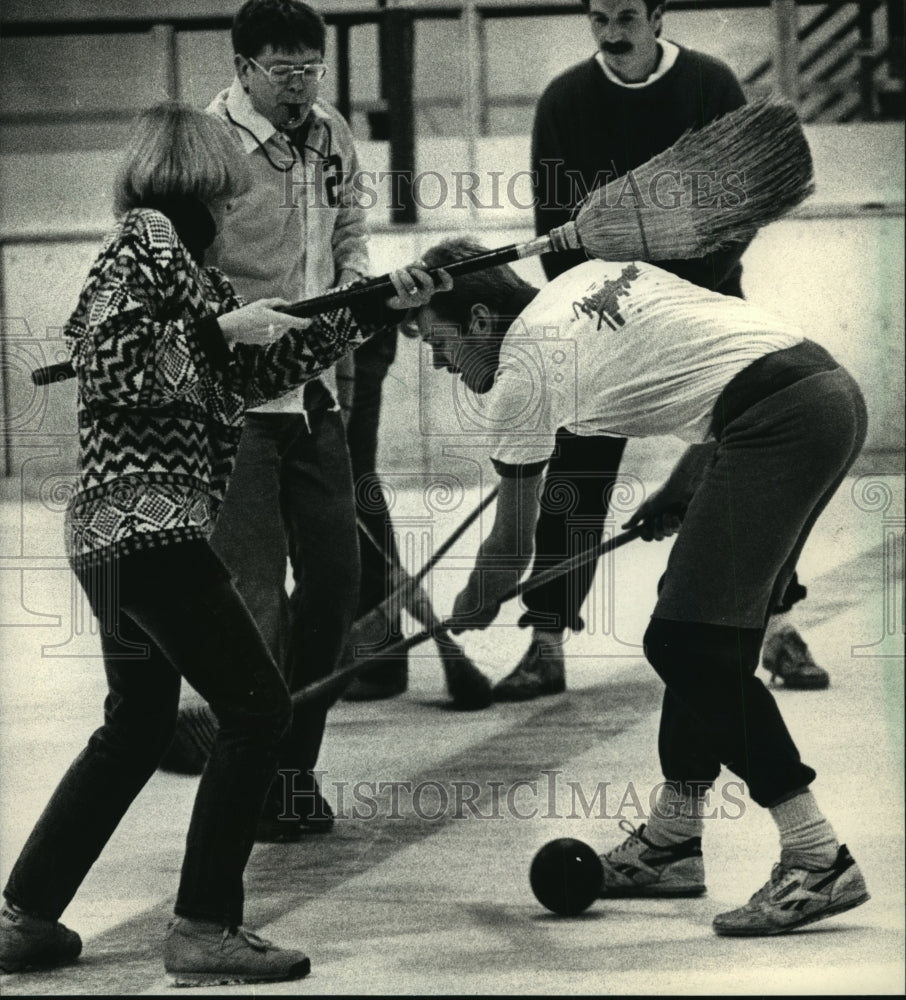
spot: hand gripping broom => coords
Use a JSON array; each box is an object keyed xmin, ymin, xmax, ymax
[{"xmin": 33, "ymin": 98, "xmax": 813, "ymax": 385}]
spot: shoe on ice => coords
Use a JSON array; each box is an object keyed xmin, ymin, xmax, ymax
[
  {"xmin": 163, "ymin": 917, "xmax": 310, "ymax": 987},
  {"xmin": 712, "ymin": 844, "xmax": 869, "ymax": 936},
  {"xmin": 598, "ymin": 821, "xmax": 706, "ymax": 898},
  {"xmin": 0, "ymin": 903, "xmax": 82, "ymax": 973},
  {"xmin": 762, "ymin": 626, "xmax": 830, "ymax": 690},
  {"xmin": 493, "ymin": 632, "xmax": 566, "ymax": 702}
]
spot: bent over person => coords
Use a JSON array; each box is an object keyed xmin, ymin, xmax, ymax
[
  {"xmin": 513, "ymin": 0, "xmax": 827, "ymax": 701},
  {"xmin": 0, "ymin": 103, "xmax": 437, "ymax": 985},
  {"xmin": 408, "ymin": 239, "xmax": 870, "ymax": 937}
]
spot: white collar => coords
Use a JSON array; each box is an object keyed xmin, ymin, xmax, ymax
[
  {"xmin": 223, "ymin": 78, "xmax": 331, "ymax": 154},
  {"xmin": 595, "ymin": 39, "xmax": 680, "ymax": 89},
  {"xmin": 225, "ymin": 78, "xmax": 281, "ymax": 153}
]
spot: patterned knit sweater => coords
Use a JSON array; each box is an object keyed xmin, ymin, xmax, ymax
[{"xmin": 63, "ymin": 207, "xmax": 392, "ymax": 568}]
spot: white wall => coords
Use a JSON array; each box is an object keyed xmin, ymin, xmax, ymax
[{"xmin": 3, "ymin": 122, "xmax": 901, "ymax": 493}]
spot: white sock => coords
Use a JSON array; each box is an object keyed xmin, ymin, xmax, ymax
[
  {"xmin": 770, "ymin": 789, "xmax": 839, "ymax": 867},
  {"xmin": 645, "ymin": 782, "xmax": 707, "ymax": 846}
]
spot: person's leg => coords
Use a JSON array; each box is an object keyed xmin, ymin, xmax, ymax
[
  {"xmin": 644, "ymin": 618, "xmax": 813, "ymax": 807},
  {"xmin": 209, "ymin": 414, "xmax": 291, "ymax": 667},
  {"xmin": 646, "ymin": 369, "xmax": 869, "ymax": 933},
  {"xmin": 111, "ymin": 561, "xmax": 311, "ymax": 980},
  {"xmin": 263, "ymin": 408, "xmax": 360, "ymax": 835},
  {"xmin": 343, "ymin": 344, "xmax": 408, "ymax": 700},
  {"xmin": 347, "ymin": 339, "xmax": 398, "ymax": 617},
  {"xmin": 651, "ymin": 368, "xmax": 866, "ymax": 798},
  {"xmin": 133, "ymin": 578, "xmax": 291, "ymax": 926},
  {"xmin": 2, "ymin": 552, "xmax": 297, "ymax": 977},
  {"xmin": 0, "ymin": 592, "xmax": 179, "ymax": 973},
  {"xmin": 495, "ymin": 431, "xmax": 628, "ymax": 701},
  {"xmin": 3, "ymin": 597, "xmax": 181, "ymax": 926},
  {"xmin": 163, "ymin": 415, "xmax": 295, "ymax": 777},
  {"xmin": 597, "ymin": 622, "xmax": 766, "ymax": 901}
]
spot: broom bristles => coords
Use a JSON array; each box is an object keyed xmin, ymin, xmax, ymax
[{"xmin": 573, "ymin": 97, "xmax": 814, "ymax": 261}]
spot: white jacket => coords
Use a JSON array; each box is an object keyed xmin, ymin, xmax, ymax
[{"xmin": 206, "ymin": 79, "xmax": 370, "ymax": 411}]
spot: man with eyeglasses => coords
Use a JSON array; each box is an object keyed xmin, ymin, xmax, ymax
[{"xmin": 166, "ymin": 0, "xmax": 370, "ymax": 841}]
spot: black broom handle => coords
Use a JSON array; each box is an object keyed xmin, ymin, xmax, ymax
[
  {"xmin": 353, "ymin": 485, "xmax": 500, "ymax": 624},
  {"xmin": 30, "ymin": 237, "xmax": 557, "ymax": 386},
  {"xmin": 357, "ymin": 480, "xmax": 492, "ymax": 591},
  {"xmin": 32, "ymin": 361, "xmax": 76, "ymax": 386},
  {"xmin": 294, "ymin": 524, "xmax": 643, "ymax": 705},
  {"xmin": 278, "ymin": 240, "xmax": 546, "ymax": 319},
  {"xmin": 409, "ymin": 485, "xmax": 499, "ymax": 587}
]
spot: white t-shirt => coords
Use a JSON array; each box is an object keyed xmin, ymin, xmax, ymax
[{"xmin": 471, "ymin": 260, "xmax": 803, "ymax": 467}]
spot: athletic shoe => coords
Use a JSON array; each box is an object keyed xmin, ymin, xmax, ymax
[
  {"xmin": 159, "ymin": 704, "xmax": 218, "ymax": 775},
  {"xmin": 164, "ymin": 918, "xmax": 310, "ymax": 987},
  {"xmin": 342, "ymin": 659, "xmax": 408, "ymax": 701},
  {"xmin": 493, "ymin": 632, "xmax": 566, "ymax": 702},
  {"xmin": 255, "ymin": 773, "xmax": 335, "ymax": 842},
  {"xmin": 762, "ymin": 626, "xmax": 830, "ymax": 690},
  {"xmin": 0, "ymin": 903, "xmax": 82, "ymax": 973},
  {"xmin": 598, "ymin": 821, "xmax": 706, "ymax": 898},
  {"xmin": 712, "ymin": 844, "xmax": 869, "ymax": 936}
]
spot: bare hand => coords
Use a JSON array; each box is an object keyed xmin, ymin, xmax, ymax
[
  {"xmin": 448, "ymin": 578, "xmax": 501, "ymax": 634},
  {"xmin": 386, "ymin": 264, "xmax": 453, "ymax": 311},
  {"xmin": 218, "ymin": 298, "xmax": 308, "ymax": 346},
  {"xmin": 623, "ymin": 489, "xmax": 687, "ymax": 542}
]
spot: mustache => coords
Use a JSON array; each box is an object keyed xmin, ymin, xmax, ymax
[{"xmin": 601, "ymin": 41, "xmax": 633, "ymax": 54}]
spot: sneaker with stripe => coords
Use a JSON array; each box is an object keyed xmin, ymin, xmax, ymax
[
  {"xmin": 712, "ymin": 844, "xmax": 869, "ymax": 936},
  {"xmin": 598, "ymin": 820, "xmax": 706, "ymax": 898}
]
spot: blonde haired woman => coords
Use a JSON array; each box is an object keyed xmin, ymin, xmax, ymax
[{"xmin": 0, "ymin": 103, "xmax": 438, "ymax": 986}]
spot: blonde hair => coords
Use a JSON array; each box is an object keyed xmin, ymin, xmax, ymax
[{"xmin": 113, "ymin": 102, "xmax": 250, "ymax": 215}]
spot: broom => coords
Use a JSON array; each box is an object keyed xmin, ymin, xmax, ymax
[
  {"xmin": 273, "ymin": 97, "xmax": 812, "ymax": 317},
  {"xmin": 351, "ymin": 514, "xmax": 494, "ymax": 711},
  {"xmin": 32, "ymin": 97, "xmax": 813, "ymax": 386},
  {"xmin": 159, "ymin": 487, "xmax": 499, "ymax": 773},
  {"xmin": 292, "ymin": 525, "xmax": 644, "ymax": 708}
]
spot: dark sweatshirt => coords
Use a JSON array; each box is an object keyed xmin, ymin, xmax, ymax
[{"xmin": 531, "ymin": 47, "xmax": 749, "ymax": 294}]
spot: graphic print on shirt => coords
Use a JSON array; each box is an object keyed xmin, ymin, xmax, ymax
[
  {"xmin": 319, "ymin": 153, "xmax": 343, "ymax": 208},
  {"xmin": 571, "ymin": 263, "xmax": 640, "ymax": 331}
]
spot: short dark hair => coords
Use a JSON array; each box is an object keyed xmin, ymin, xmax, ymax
[
  {"xmin": 232, "ymin": 0, "xmax": 326, "ymax": 58},
  {"xmin": 421, "ymin": 238, "xmax": 538, "ymax": 336},
  {"xmin": 579, "ymin": 0, "xmax": 664, "ymax": 15}
]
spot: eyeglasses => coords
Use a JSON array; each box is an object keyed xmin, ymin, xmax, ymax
[{"xmin": 249, "ymin": 57, "xmax": 328, "ymax": 85}]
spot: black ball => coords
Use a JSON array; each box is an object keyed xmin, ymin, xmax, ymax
[{"xmin": 529, "ymin": 837, "xmax": 603, "ymax": 916}]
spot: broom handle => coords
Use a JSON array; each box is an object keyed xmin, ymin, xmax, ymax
[
  {"xmin": 277, "ymin": 236, "xmax": 556, "ymax": 319},
  {"xmin": 410, "ymin": 485, "xmax": 499, "ymax": 587},
  {"xmin": 32, "ymin": 361, "xmax": 75, "ymax": 386},
  {"xmin": 356, "ymin": 517, "xmax": 444, "ymax": 635},
  {"xmin": 30, "ymin": 235, "xmax": 561, "ymax": 385},
  {"xmin": 295, "ymin": 523, "xmax": 642, "ymax": 705},
  {"xmin": 354, "ymin": 485, "xmax": 499, "ymax": 620}
]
